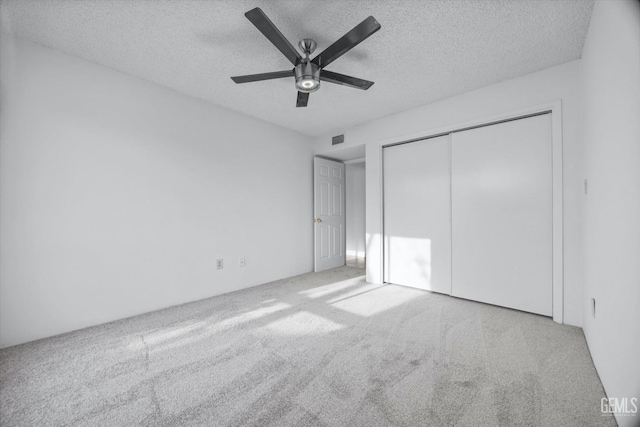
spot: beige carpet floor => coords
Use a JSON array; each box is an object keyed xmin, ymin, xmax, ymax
[{"xmin": 0, "ymin": 266, "xmax": 616, "ymax": 426}]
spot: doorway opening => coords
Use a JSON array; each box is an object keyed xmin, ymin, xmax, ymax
[
  {"xmin": 345, "ymin": 159, "xmax": 366, "ymax": 269},
  {"xmin": 313, "ymin": 143, "xmax": 367, "ymax": 272}
]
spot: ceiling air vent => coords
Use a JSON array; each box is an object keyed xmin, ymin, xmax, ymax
[{"xmin": 332, "ymin": 134, "xmax": 345, "ymax": 145}]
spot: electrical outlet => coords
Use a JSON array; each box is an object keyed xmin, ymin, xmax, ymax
[
  {"xmin": 217, "ymin": 259, "xmax": 223, "ymax": 270},
  {"xmin": 239, "ymin": 257, "xmax": 246, "ymax": 267}
]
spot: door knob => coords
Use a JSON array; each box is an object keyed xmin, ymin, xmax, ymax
[{"xmin": 315, "ymin": 218, "xmax": 322, "ymax": 223}]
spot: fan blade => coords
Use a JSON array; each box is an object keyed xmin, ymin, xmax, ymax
[
  {"xmin": 245, "ymin": 8, "xmax": 302, "ymax": 66},
  {"xmin": 311, "ymin": 16, "xmax": 380, "ymax": 68},
  {"xmin": 231, "ymin": 70, "xmax": 294, "ymax": 84},
  {"xmin": 296, "ymin": 92, "xmax": 309, "ymax": 107},
  {"xmin": 320, "ymin": 70, "xmax": 374, "ymax": 90}
]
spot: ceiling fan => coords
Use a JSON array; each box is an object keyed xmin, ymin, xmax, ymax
[{"xmin": 231, "ymin": 7, "xmax": 381, "ymax": 107}]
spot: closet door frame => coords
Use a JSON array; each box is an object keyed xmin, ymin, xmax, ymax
[{"xmin": 375, "ymin": 101, "xmax": 564, "ymax": 323}]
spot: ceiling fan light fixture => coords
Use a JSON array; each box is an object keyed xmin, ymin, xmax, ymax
[
  {"xmin": 295, "ymin": 61, "xmax": 321, "ymax": 93},
  {"xmin": 230, "ymin": 8, "xmax": 381, "ymax": 107}
]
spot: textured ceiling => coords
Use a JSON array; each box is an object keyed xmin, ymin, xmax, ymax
[{"xmin": 0, "ymin": 0, "xmax": 594, "ymax": 137}]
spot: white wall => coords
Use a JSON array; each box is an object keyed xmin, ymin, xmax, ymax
[
  {"xmin": 345, "ymin": 162, "xmax": 365, "ymax": 258},
  {"xmin": 581, "ymin": 1, "xmax": 640, "ymax": 425},
  {"xmin": 315, "ymin": 60, "xmax": 584, "ymax": 326},
  {"xmin": 0, "ymin": 37, "xmax": 314, "ymax": 348}
]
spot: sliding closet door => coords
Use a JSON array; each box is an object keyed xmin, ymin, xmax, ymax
[
  {"xmin": 451, "ymin": 114, "xmax": 552, "ymax": 316},
  {"xmin": 383, "ymin": 136, "xmax": 451, "ymax": 293}
]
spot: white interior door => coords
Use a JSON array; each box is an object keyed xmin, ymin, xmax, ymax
[
  {"xmin": 451, "ymin": 114, "xmax": 552, "ymax": 316},
  {"xmin": 314, "ymin": 157, "xmax": 345, "ymax": 272},
  {"xmin": 383, "ymin": 135, "xmax": 452, "ymax": 293}
]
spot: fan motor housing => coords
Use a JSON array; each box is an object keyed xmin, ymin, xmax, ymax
[{"xmin": 295, "ymin": 61, "xmax": 321, "ymax": 93}]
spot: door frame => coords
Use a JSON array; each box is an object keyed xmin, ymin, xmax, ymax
[{"xmin": 372, "ymin": 101, "xmax": 564, "ymax": 323}]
